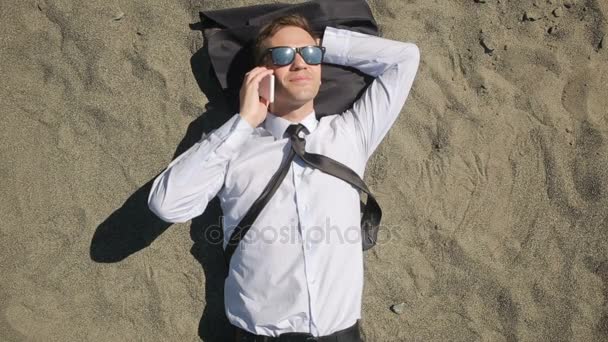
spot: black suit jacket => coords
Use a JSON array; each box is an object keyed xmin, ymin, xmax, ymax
[{"xmin": 198, "ymin": 0, "xmax": 380, "ymax": 118}]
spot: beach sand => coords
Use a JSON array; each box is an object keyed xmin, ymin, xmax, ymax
[{"xmin": 1, "ymin": 0, "xmax": 607, "ymax": 341}]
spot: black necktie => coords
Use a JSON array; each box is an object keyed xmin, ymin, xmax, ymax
[{"xmin": 224, "ymin": 123, "xmax": 382, "ymax": 268}]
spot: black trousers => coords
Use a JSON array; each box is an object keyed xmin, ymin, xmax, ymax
[{"xmin": 233, "ymin": 320, "xmax": 362, "ymax": 342}]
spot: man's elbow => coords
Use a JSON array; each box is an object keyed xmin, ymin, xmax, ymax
[
  {"xmin": 393, "ymin": 43, "xmax": 420, "ymax": 88},
  {"xmin": 147, "ymin": 193, "xmax": 191, "ymax": 224},
  {"xmin": 400, "ymin": 43, "xmax": 420, "ymax": 69}
]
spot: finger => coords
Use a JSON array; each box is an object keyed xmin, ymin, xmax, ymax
[
  {"xmin": 245, "ymin": 67, "xmax": 273, "ymax": 85},
  {"xmin": 244, "ymin": 67, "xmax": 270, "ymax": 83},
  {"xmin": 245, "ymin": 71, "xmax": 272, "ymax": 89},
  {"xmin": 248, "ymin": 69, "xmax": 274, "ymax": 88}
]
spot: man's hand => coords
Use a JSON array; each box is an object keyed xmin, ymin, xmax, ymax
[{"xmin": 239, "ymin": 67, "xmax": 274, "ymax": 128}]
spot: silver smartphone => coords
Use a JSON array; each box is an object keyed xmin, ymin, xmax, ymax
[{"xmin": 259, "ymin": 74, "xmax": 275, "ymax": 103}]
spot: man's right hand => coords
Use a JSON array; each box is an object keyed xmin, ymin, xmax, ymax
[{"xmin": 239, "ymin": 67, "xmax": 274, "ymax": 128}]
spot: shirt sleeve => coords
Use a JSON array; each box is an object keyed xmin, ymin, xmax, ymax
[
  {"xmin": 148, "ymin": 113, "xmax": 254, "ymax": 223},
  {"xmin": 321, "ymin": 26, "xmax": 420, "ymax": 160}
]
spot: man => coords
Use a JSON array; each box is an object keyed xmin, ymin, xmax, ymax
[{"xmin": 148, "ymin": 14, "xmax": 420, "ymax": 342}]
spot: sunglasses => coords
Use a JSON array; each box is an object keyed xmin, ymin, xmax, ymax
[{"xmin": 264, "ymin": 45, "xmax": 326, "ymax": 66}]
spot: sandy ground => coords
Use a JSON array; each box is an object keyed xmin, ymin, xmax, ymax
[{"xmin": 1, "ymin": 0, "xmax": 607, "ymax": 341}]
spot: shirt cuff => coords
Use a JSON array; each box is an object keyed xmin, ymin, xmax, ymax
[
  {"xmin": 321, "ymin": 26, "xmax": 351, "ymax": 66},
  {"xmin": 214, "ymin": 113, "xmax": 254, "ymax": 156}
]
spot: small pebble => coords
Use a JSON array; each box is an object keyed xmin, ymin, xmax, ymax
[
  {"xmin": 113, "ymin": 12, "xmax": 125, "ymax": 21},
  {"xmin": 548, "ymin": 26, "xmax": 558, "ymax": 34},
  {"xmin": 523, "ymin": 10, "xmax": 542, "ymax": 21},
  {"xmin": 553, "ymin": 7, "xmax": 563, "ymax": 17},
  {"xmin": 480, "ymin": 37, "xmax": 495, "ymax": 54},
  {"xmin": 391, "ymin": 303, "xmax": 406, "ymax": 314},
  {"xmin": 599, "ymin": 34, "xmax": 605, "ymax": 50},
  {"xmin": 564, "ymin": 0, "xmax": 576, "ymax": 8}
]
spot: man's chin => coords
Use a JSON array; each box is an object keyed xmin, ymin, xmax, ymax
[
  {"xmin": 290, "ymin": 89, "xmax": 319, "ymax": 103},
  {"xmin": 274, "ymin": 87, "xmax": 319, "ymax": 108}
]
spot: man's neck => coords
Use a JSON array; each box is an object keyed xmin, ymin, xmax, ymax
[{"xmin": 269, "ymin": 102, "xmax": 314, "ymax": 123}]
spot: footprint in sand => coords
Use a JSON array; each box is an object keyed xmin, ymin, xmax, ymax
[{"xmin": 560, "ymin": 65, "xmax": 608, "ymax": 204}]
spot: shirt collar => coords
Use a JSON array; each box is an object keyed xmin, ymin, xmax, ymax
[{"xmin": 263, "ymin": 110, "xmax": 318, "ymax": 140}]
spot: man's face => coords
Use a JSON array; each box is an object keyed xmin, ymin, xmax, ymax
[{"xmin": 263, "ymin": 26, "xmax": 322, "ymax": 110}]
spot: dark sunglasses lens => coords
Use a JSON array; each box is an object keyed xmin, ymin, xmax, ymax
[
  {"xmin": 301, "ymin": 46, "xmax": 323, "ymax": 64},
  {"xmin": 271, "ymin": 48, "xmax": 295, "ymax": 66}
]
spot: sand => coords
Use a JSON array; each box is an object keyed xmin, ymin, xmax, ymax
[{"xmin": 1, "ymin": 0, "xmax": 607, "ymax": 341}]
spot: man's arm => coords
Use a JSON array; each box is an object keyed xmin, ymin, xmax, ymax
[
  {"xmin": 149, "ymin": 63, "xmax": 272, "ymax": 223},
  {"xmin": 322, "ymin": 26, "xmax": 420, "ymax": 159},
  {"xmin": 148, "ymin": 114, "xmax": 253, "ymax": 223}
]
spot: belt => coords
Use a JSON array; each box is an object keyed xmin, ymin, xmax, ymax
[{"xmin": 233, "ymin": 321, "xmax": 361, "ymax": 342}]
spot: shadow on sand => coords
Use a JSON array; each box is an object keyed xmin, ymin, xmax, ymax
[{"xmin": 90, "ymin": 24, "xmax": 239, "ymax": 341}]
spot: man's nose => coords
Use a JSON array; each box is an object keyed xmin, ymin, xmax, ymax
[{"xmin": 290, "ymin": 52, "xmax": 308, "ymax": 70}]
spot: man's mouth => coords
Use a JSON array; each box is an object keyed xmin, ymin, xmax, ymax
[{"xmin": 290, "ymin": 76, "xmax": 312, "ymax": 83}]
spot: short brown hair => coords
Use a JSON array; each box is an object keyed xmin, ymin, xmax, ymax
[{"xmin": 253, "ymin": 14, "xmax": 319, "ymax": 65}]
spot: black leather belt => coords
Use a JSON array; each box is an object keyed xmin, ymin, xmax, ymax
[{"xmin": 233, "ymin": 320, "xmax": 361, "ymax": 342}]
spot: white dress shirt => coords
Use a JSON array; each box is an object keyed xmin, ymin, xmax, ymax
[{"xmin": 148, "ymin": 27, "xmax": 420, "ymax": 337}]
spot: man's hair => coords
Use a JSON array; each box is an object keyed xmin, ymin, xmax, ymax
[{"xmin": 253, "ymin": 14, "xmax": 319, "ymax": 65}]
